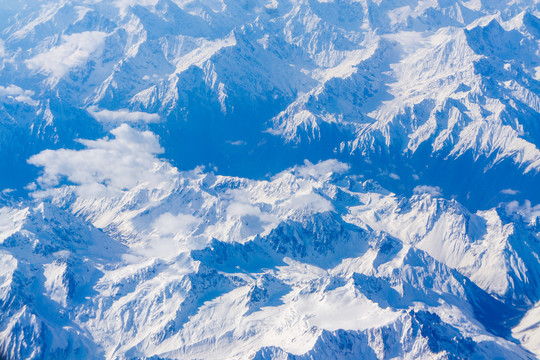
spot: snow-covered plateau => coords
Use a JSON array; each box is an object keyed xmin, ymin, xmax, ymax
[{"xmin": 0, "ymin": 0, "xmax": 540, "ymax": 359}]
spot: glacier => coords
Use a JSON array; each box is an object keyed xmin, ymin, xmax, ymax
[{"xmin": 0, "ymin": 0, "xmax": 540, "ymax": 359}]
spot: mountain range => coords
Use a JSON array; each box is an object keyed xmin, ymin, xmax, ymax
[{"xmin": 0, "ymin": 0, "xmax": 540, "ymax": 359}]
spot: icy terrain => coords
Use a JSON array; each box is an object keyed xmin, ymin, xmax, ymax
[{"xmin": 0, "ymin": 0, "xmax": 540, "ymax": 359}]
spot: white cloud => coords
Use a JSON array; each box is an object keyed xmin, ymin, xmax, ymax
[
  {"xmin": 501, "ymin": 188, "xmax": 519, "ymax": 195},
  {"xmin": 505, "ymin": 200, "xmax": 540, "ymax": 223},
  {"xmin": 227, "ymin": 202, "xmax": 262, "ymax": 218},
  {"xmin": 114, "ymin": 0, "xmax": 159, "ymax": 10},
  {"xmin": 88, "ymin": 106, "xmax": 161, "ymax": 123},
  {"xmin": 414, "ymin": 185, "xmax": 443, "ymax": 197},
  {"xmin": 0, "ymin": 39, "xmax": 6, "ymax": 58},
  {"xmin": 0, "ymin": 85, "xmax": 38, "ymax": 105},
  {"xmin": 283, "ymin": 192, "xmax": 334, "ymax": 213},
  {"xmin": 224, "ymin": 189, "xmax": 277, "ymax": 223},
  {"xmin": 153, "ymin": 212, "xmax": 199, "ymax": 236},
  {"xmin": 226, "ymin": 140, "xmax": 246, "ymax": 146},
  {"xmin": 25, "ymin": 31, "xmax": 107, "ymax": 78},
  {"xmin": 226, "ymin": 201, "xmax": 275, "ymax": 223},
  {"xmin": 28, "ymin": 124, "xmax": 176, "ymax": 197},
  {"xmin": 290, "ymin": 159, "xmax": 350, "ymax": 179}
]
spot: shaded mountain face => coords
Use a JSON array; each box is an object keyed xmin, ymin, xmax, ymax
[{"xmin": 1, "ymin": 0, "xmax": 540, "ymax": 359}]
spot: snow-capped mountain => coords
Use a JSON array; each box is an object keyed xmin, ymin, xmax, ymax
[
  {"xmin": 3, "ymin": 155, "xmax": 540, "ymax": 359},
  {"xmin": 1, "ymin": 0, "xmax": 540, "ymax": 359},
  {"xmin": 0, "ymin": 0, "xmax": 539, "ymax": 207}
]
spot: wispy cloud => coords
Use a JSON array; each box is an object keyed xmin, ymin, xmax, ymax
[
  {"xmin": 505, "ymin": 200, "xmax": 540, "ymax": 223},
  {"xmin": 414, "ymin": 185, "xmax": 442, "ymax": 197},
  {"xmin": 287, "ymin": 159, "xmax": 350, "ymax": 180},
  {"xmin": 282, "ymin": 192, "xmax": 334, "ymax": 213},
  {"xmin": 88, "ymin": 106, "xmax": 161, "ymax": 123},
  {"xmin": 0, "ymin": 39, "xmax": 6, "ymax": 58},
  {"xmin": 0, "ymin": 85, "xmax": 38, "ymax": 105},
  {"xmin": 153, "ymin": 212, "xmax": 200, "ymax": 236},
  {"xmin": 25, "ymin": 31, "xmax": 107, "ymax": 78}
]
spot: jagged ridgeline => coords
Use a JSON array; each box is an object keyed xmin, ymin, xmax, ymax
[{"xmin": 0, "ymin": 0, "xmax": 539, "ymax": 359}]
